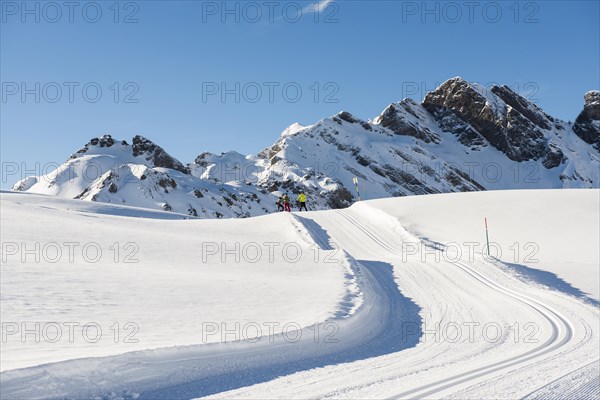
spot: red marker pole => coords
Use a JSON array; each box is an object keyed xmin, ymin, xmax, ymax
[{"xmin": 485, "ymin": 217, "xmax": 490, "ymax": 256}]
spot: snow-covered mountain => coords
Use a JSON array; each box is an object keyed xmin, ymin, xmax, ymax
[
  {"xmin": 13, "ymin": 135, "xmax": 274, "ymax": 219},
  {"xmin": 13, "ymin": 77, "xmax": 600, "ymax": 218}
]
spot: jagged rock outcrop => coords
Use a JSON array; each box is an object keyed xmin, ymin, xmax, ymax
[
  {"xmin": 71, "ymin": 134, "xmax": 120, "ymax": 159},
  {"xmin": 573, "ymin": 91, "xmax": 600, "ymax": 151},
  {"xmin": 423, "ymin": 78, "xmax": 548, "ymax": 161},
  {"xmin": 374, "ymin": 99, "xmax": 440, "ymax": 143},
  {"xmin": 131, "ymin": 135, "xmax": 189, "ymax": 173},
  {"xmin": 490, "ymin": 85, "xmax": 554, "ymax": 130}
]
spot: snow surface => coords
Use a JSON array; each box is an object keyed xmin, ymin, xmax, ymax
[
  {"xmin": 366, "ymin": 189, "xmax": 600, "ymax": 301},
  {"xmin": 0, "ymin": 191, "xmax": 353, "ymax": 372},
  {"xmin": 1, "ymin": 189, "xmax": 598, "ymax": 399}
]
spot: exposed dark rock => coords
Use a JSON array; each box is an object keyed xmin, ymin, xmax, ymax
[
  {"xmin": 356, "ymin": 155, "xmax": 372, "ymax": 166},
  {"xmin": 70, "ymin": 135, "xmax": 116, "ymax": 159},
  {"xmin": 542, "ymin": 142, "xmax": 565, "ymax": 169},
  {"xmin": 423, "ymin": 77, "xmax": 547, "ymax": 161},
  {"xmin": 375, "ymin": 101, "xmax": 440, "ymax": 143},
  {"xmin": 491, "ymin": 85, "xmax": 553, "ymax": 130},
  {"xmin": 327, "ymin": 186, "xmax": 354, "ymax": 209},
  {"xmin": 132, "ymin": 135, "xmax": 189, "ymax": 173},
  {"xmin": 369, "ymin": 164, "xmax": 386, "ymax": 177},
  {"xmin": 281, "ymin": 179, "xmax": 296, "ymax": 191},
  {"xmin": 361, "ymin": 122, "xmax": 373, "ymax": 131},
  {"xmin": 573, "ymin": 91, "xmax": 600, "ymax": 150},
  {"xmin": 158, "ymin": 177, "xmax": 177, "ymax": 189},
  {"xmin": 433, "ymin": 110, "xmax": 486, "ymax": 147},
  {"xmin": 74, "ymin": 187, "xmax": 91, "ymax": 200},
  {"xmin": 194, "ymin": 152, "xmax": 213, "ymax": 167},
  {"xmin": 268, "ymin": 182, "xmax": 280, "ymax": 192},
  {"xmin": 337, "ymin": 111, "xmax": 358, "ymax": 124},
  {"xmin": 267, "ymin": 144, "xmax": 282, "ymax": 160}
]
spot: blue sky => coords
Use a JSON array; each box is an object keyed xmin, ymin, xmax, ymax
[{"xmin": 1, "ymin": 0, "xmax": 599, "ymax": 188}]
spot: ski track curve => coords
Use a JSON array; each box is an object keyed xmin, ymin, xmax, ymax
[
  {"xmin": 386, "ymin": 258, "xmax": 573, "ymax": 399},
  {"xmin": 0, "ymin": 227, "xmax": 422, "ymax": 399},
  {"xmin": 1, "ymin": 207, "xmax": 596, "ymax": 399},
  {"xmin": 210, "ymin": 209, "xmax": 594, "ymax": 399},
  {"xmin": 332, "ymin": 210, "xmax": 579, "ymax": 399}
]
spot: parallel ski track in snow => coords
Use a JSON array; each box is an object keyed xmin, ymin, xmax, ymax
[
  {"xmin": 0, "ymin": 207, "xmax": 589, "ymax": 399},
  {"xmin": 521, "ymin": 359, "xmax": 600, "ymax": 399},
  {"xmin": 335, "ymin": 210, "xmax": 576, "ymax": 399}
]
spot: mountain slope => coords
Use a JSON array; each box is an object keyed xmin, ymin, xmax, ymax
[
  {"xmin": 13, "ymin": 78, "xmax": 600, "ymax": 217},
  {"xmin": 14, "ymin": 135, "xmax": 275, "ymax": 218}
]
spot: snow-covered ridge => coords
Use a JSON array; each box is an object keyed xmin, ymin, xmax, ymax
[{"xmin": 13, "ymin": 77, "xmax": 600, "ymax": 218}]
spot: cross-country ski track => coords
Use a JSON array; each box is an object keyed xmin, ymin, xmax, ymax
[{"xmin": 0, "ymin": 190, "xmax": 598, "ymax": 399}]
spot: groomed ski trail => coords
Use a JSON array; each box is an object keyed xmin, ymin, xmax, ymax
[
  {"xmin": 210, "ymin": 207, "xmax": 598, "ymax": 399},
  {"xmin": 1, "ymin": 205, "xmax": 597, "ymax": 399}
]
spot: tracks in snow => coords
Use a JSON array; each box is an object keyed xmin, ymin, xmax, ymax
[
  {"xmin": 0, "ymin": 222, "xmax": 421, "ymax": 400},
  {"xmin": 334, "ymin": 209, "xmax": 576, "ymax": 399},
  {"xmin": 0, "ymin": 207, "xmax": 592, "ymax": 399}
]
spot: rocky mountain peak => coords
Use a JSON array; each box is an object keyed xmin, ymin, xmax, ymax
[
  {"xmin": 131, "ymin": 135, "xmax": 189, "ymax": 174},
  {"xmin": 583, "ymin": 91, "xmax": 600, "ymax": 118},
  {"xmin": 331, "ymin": 111, "xmax": 374, "ymax": 132},
  {"xmin": 423, "ymin": 78, "xmax": 550, "ymax": 162},
  {"xmin": 70, "ymin": 134, "xmax": 126, "ymax": 159},
  {"xmin": 573, "ymin": 90, "xmax": 600, "ymax": 150},
  {"xmin": 194, "ymin": 151, "xmax": 215, "ymax": 167}
]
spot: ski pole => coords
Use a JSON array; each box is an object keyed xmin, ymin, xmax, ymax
[{"xmin": 352, "ymin": 176, "xmax": 361, "ymax": 201}]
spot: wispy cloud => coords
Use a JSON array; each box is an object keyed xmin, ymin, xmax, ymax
[
  {"xmin": 254, "ymin": 0, "xmax": 336, "ymax": 31},
  {"xmin": 303, "ymin": 0, "xmax": 335, "ymax": 14}
]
